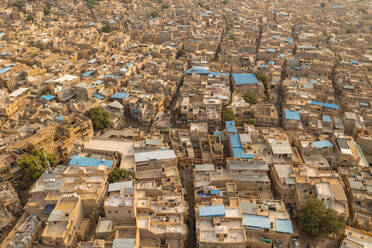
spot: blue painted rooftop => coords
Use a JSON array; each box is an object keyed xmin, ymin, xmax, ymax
[
  {"xmin": 104, "ymin": 74, "xmax": 121, "ymax": 79},
  {"xmin": 0, "ymin": 67, "xmax": 11, "ymax": 75},
  {"xmin": 40, "ymin": 94, "xmax": 55, "ymax": 101},
  {"xmin": 276, "ymin": 219, "xmax": 293, "ymax": 234},
  {"xmin": 243, "ymin": 214, "xmax": 270, "ymax": 229},
  {"xmin": 233, "ymin": 73, "xmax": 259, "ymax": 85},
  {"xmin": 230, "ymin": 134, "xmax": 254, "ymax": 159},
  {"xmin": 69, "ymin": 155, "xmax": 113, "ymax": 168},
  {"xmin": 214, "ymin": 131, "xmax": 223, "ymax": 141},
  {"xmin": 322, "ymin": 115, "xmax": 331, "ymax": 123},
  {"xmin": 199, "ymin": 205, "xmax": 225, "ymax": 217},
  {"xmin": 226, "ymin": 121, "xmax": 236, "ymax": 133},
  {"xmin": 285, "ymin": 110, "xmax": 300, "ymax": 120},
  {"xmin": 312, "ymin": 140, "xmax": 333, "ymax": 148},
  {"xmin": 185, "ymin": 66, "xmax": 228, "ymax": 77},
  {"xmin": 311, "ymin": 100, "xmax": 339, "ymax": 110},
  {"xmin": 82, "ymin": 70, "xmax": 94, "ymax": 77},
  {"xmin": 266, "ymin": 48, "xmax": 276, "ymax": 53},
  {"xmin": 56, "ymin": 115, "xmax": 65, "ymax": 121},
  {"xmin": 93, "ymin": 93, "xmax": 104, "ymax": 100},
  {"xmin": 351, "ymin": 60, "xmax": 359, "ymax": 65},
  {"xmin": 91, "ymin": 80, "xmax": 103, "ymax": 87},
  {"xmin": 112, "ymin": 92, "xmax": 129, "ymax": 99}
]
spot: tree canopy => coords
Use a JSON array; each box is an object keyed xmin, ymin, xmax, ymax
[
  {"xmin": 176, "ymin": 48, "xmax": 185, "ymax": 59},
  {"xmin": 109, "ymin": 168, "xmax": 133, "ymax": 183},
  {"xmin": 86, "ymin": 107, "xmax": 112, "ymax": 131},
  {"xmin": 255, "ymin": 71, "xmax": 269, "ymax": 89},
  {"xmin": 101, "ymin": 24, "xmax": 112, "ymax": 33},
  {"xmin": 223, "ymin": 108, "xmax": 236, "ymax": 121},
  {"xmin": 298, "ymin": 197, "xmax": 344, "ymax": 238},
  {"xmin": 243, "ymin": 90, "xmax": 257, "ymax": 104},
  {"xmin": 19, "ymin": 150, "xmax": 57, "ymax": 181}
]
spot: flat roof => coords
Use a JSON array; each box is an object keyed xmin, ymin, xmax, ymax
[
  {"xmin": 69, "ymin": 155, "xmax": 114, "ymax": 168},
  {"xmin": 312, "ymin": 140, "xmax": 333, "ymax": 148},
  {"xmin": 134, "ymin": 150, "xmax": 176, "ymax": 163},
  {"xmin": 195, "ymin": 164, "xmax": 215, "ymax": 172},
  {"xmin": 9, "ymin": 87, "xmax": 29, "ymax": 98},
  {"xmin": 311, "ymin": 100, "xmax": 339, "ymax": 110},
  {"xmin": 199, "ymin": 205, "xmax": 225, "ymax": 217},
  {"xmin": 108, "ymin": 181, "xmax": 133, "ymax": 192},
  {"xmin": 113, "ymin": 239, "xmax": 135, "ymax": 248},
  {"xmin": 276, "ymin": 219, "xmax": 293, "ymax": 234},
  {"xmin": 226, "ymin": 121, "xmax": 237, "ymax": 133},
  {"xmin": 243, "ymin": 214, "xmax": 270, "ymax": 229}
]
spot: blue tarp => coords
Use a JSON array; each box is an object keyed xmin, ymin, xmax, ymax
[
  {"xmin": 112, "ymin": 92, "xmax": 129, "ymax": 99},
  {"xmin": 43, "ymin": 204, "xmax": 56, "ymax": 215},
  {"xmin": 69, "ymin": 155, "xmax": 113, "ymax": 168},
  {"xmin": 233, "ymin": 73, "xmax": 259, "ymax": 85},
  {"xmin": 268, "ymin": 61, "xmax": 275, "ymax": 65},
  {"xmin": 1, "ymin": 52, "xmax": 9, "ymax": 56},
  {"xmin": 351, "ymin": 60, "xmax": 359, "ymax": 65},
  {"xmin": 199, "ymin": 205, "xmax": 225, "ymax": 217},
  {"xmin": 311, "ymin": 100, "xmax": 339, "ymax": 110},
  {"xmin": 40, "ymin": 94, "xmax": 55, "ymax": 101},
  {"xmin": 276, "ymin": 219, "xmax": 294, "ymax": 234},
  {"xmin": 89, "ymin": 22, "xmax": 95, "ymax": 26},
  {"xmin": 310, "ymin": 79, "xmax": 318, "ymax": 84},
  {"xmin": 93, "ymin": 93, "xmax": 104, "ymax": 100},
  {"xmin": 0, "ymin": 67, "xmax": 11, "ymax": 75},
  {"xmin": 272, "ymin": 35, "xmax": 281, "ymax": 39},
  {"xmin": 243, "ymin": 215, "xmax": 270, "ymax": 229},
  {"xmin": 312, "ymin": 140, "xmax": 333, "ymax": 148},
  {"xmin": 109, "ymin": 19, "xmax": 116, "ymax": 24},
  {"xmin": 226, "ymin": 121, "xmax": 236, "ymax": 133},
  {"xmin": 322, "ymin": 115, "xmax": 331, "ymax": 123},
  {"xmin": 230, "ymin": 134, "xmax": 241, "ymax": 148},
  {"xmin": 82, "ymin": 70, "xmax": 94, "ymax": 77},
  {"xmin": 285, "ymin": 110, "xmax": 300, "ymax": 120},
  {"xmin": 88, "ymin": 59, "xmax": 97, "ymax": 64},
  {"xmin": 259, "ymin": 64, "xmax": 266, "ymax": 68}
]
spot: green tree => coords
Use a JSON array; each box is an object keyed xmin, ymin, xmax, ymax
[
  {"xmin": 109, "ymin": 168, "xmax": 133, "ymax": 183},
  {"xmin": 101, "ymin": 24, "xmax": 112, "ymax": 33},
  {"xmin": 26, "ymin": 15, "xmax": 34, "ymax": 21},
  {"xmin": 161, "ymin": 3, "xmax": 169, "ymax": 9},
  {"xmin": 86, "ymin": 107, "xmax": 112, "ymax": 131},
  {"xmin": 150, "ymin": 11, "xmax": 160, "ymax": 18},
  {"xmin": 223, "ymin": 108, "xmax": 236, "ymax": 121},
  {"xmin": 85, "ymin": 0, "xmax": 96, "ymax": 9},
  {"xmin": 43, "ymin": 3, "xmax": 51, "ymax": 15},
  {"xmin": 222, "ymin": 0, "xmax": 228, "ymax": 5},
  {"xmin": 248, "ymin": 118, "xmax": 256, "ymax": 125},
  {"xmin": 13, "ymin": 0, "xmax": 25, "ymax": 9},
  {"xmin": 298, "ymin": 197, "xmax": 344, "ymax": 238},
  {"xmin": 243, "ymin": 90, "xmax": 257, "ymax": 104},
  {"xmin": 320, "ymin": 2, "xmax": 326, "ymax": 8},
  {"xmin": 19, "ymin": 150, "xmax": 57, "ymax": 181},
  {"xmin": 176, "ymin": 48, "xmax": 185, "ymax": 59},
  {"xmin": 255, "ymin": 71, "xmax": 269, "ymax": 89},
  {"xmin": 346, "ymin": 27, "xmax": 355, "ymax": 34}
]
